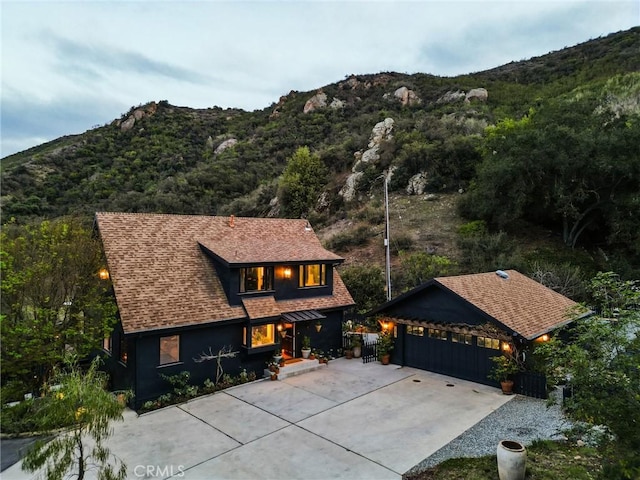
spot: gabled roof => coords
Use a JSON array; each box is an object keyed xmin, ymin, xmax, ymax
[
  {"xmin": 435, "ymin": 270, "xmax": 584, "ymax": 339},
  {"xmin": 95, "ymin": 213, "xmax": 353, "ymax": 334},
  {"xmin": 196, "ymin": 216, "xmax": 343, "ymax": 265},
  {"xmin": 373, "ymin": 270, "xmax": 586, "ymax": 340}
]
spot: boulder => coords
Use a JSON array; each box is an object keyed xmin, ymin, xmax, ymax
[
  {"xmin": 330, "ymin": 98, "xmax": 345, "ymax": 110},
  {"xmin": 465, "ymin": 88, "xmax": 488, "ymax": 103},
  {"xmin": 393, "ymin": 86, "xmax": 421, "ymax": 106},
  {"xmin": 339, "ymin": 172, "xmax": 363, "ymax": 202},
  {"xmin": 132, "ymin": 109, "xmax": 145, "ymax": 120},
  {"xmin": 437, "ymin": 90, "xmax": 466, "ymax": 104},
  {"xmin": 120, "ymin": 116, "xmax": 136, "ymax": 132},
  {"xmin": 406, "ymin": 172, "xmax": 429, "ymax": 195},
  {"xmin": 214, "ymin": 138, "xmax": 238, "ymax": 155},
  {"xmin": 303, "ymin": 92, "xmax": 327, "ymax": 113}
]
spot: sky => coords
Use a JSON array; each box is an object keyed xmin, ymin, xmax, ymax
[{"xmin": 1, "ymin": 1, "xmax": 638, "ymax": 159}]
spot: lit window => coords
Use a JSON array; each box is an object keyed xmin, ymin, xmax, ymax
[
  {"xmin": 251, "ymin": 324, "xmax": 275, "ymax": 347},
  {"xmin": 240, "ymin": 267, "xmax": 274, "ymax": 293},
  {"xmin": 451, "ymin": 333, "xmax": 472, "ymax": 345},
  {"xmin": 160, "ymin": 335, "xmax": 180, "ymax": 365},
  {"xmin": 428, "ymin": 328, "xmax": 448, "ymax": 341},
  {"xmin": 477, "ymin": 336, "xmax": 500, "ymax": 349},
  {"xmin": 407, "ymin": 325, "xmax": 424, "ymax": 336},
  {"xmin": 299, "ymin": 264, "xmax": 327, "ymax": 287}
]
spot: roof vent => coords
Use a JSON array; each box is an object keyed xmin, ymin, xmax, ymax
[
  {"xmin": 495, "ymin": 270, "xmax": 509, "ymax": 280},
  {"xmin": 229, "ymin": 215, "xmax": 235, "ymax": 228},
  {"xmin": 304, "ymin": 221, "xmax": 312, "ymax": 232}
]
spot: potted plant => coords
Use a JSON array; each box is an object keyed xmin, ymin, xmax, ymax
[
  {"xmin": 489, "ymin": 354, "xmax": 521, "ymax": 395},
  {"xmin": 273, "ymin": 349, "xmax": 283, "ymax": 364},
  {"xmin": 301, "ymin": 336, "xmax": 312, "ymax": 359},
  {"xmin": 352, "ymin": 335, "xmax": 362, "ymax": 358},
  {"xmin": 377, "ymin": 331, "xmax": 394, "ymax": 365},
  {"xmin": 344, "ymin": 339, "xmax": 354, "ymax": 359}
]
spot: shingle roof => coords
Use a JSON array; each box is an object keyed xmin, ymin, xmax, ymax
[
  {"xmin": 95, "ymin": 213, "xmax": 353, "ymax": 334},
  {"xmin": 196, "ymin": 216, "xmax": 343, "ymax": 264},
  {"xmin": 436, "ymin": 270, "xmax": 582, "ymax": 340}
]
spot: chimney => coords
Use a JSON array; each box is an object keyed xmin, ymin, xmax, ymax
[{"xmin": 229, "ymin": 215, "xmax": 235, "ymax": 228}]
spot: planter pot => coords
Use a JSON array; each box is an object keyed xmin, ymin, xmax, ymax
[
  {"xmin": 301, "ymin": 348, "xmax": 311, "ymax": 359},
  {"xmin": 345, "ymin": 349, "xmax": 353, "ymax": 359},
  {"xmin": 270, "ymin": 373, "xmax": 278, "ymax": 381},
  {"xmin": 497, "ymin": 440, "xmax": 526, "ymax": 480},
  {"xmin": 352, "ymin": 346, "xmax": 362, "ymax": 358},
  {"xmin": 500, "ymin": 380, "xmax": 514, "ymax": 395},
  {"xmin": 380, "ymin": 354, "xmax": 390, "ymax": 365}
]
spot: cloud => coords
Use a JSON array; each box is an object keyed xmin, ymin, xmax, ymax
[
  {"xmin": 44, "ymin": 31, "xmax": 214, "ymax": 85},
  {"xmin": 0, "ymin": 92, "xmax": 128, "ymax": 158}
]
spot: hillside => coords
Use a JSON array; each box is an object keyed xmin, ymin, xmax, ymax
[{"xmin": 2, "ymin": 27, "xmax": 639, "ymax": 280}]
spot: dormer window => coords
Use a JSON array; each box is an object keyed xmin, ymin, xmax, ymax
[
  {"xmin": 240, "ymin": 266, "xmax": 274, "ymax": 293},
  {"xmin": 299, "ymin": 264, "xmax": 327, "ymax": 288}
]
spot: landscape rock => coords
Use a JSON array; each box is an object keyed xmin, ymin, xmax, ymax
[
  {"xmin": 330, "ymin": 98, "xmax": 345, "ymax": 109},
  {"xmin": 424, "ymin": 193, "xmax": 439, "ymax": 201},
  {"xmin": 214, "ymin": 138, "xmax": 238, "ymax": 155},
  {"xmin": 393, "ymin": 86, "xmax": 422, "ymax": 106},
  {"xmin": 340, "ymin": 118, "xmax": 395, "ymax": 201},
  {"xmin": 338, "ymin": 171, "xmax": 363, "ymax": 202},
  {"xmin": 132, "ymin": 109, "xmax": 145, "ymax": 121},
  {"xmin": 120, "ymin": 116, "xmax": 136, "ymax": 132},
  {"xmin": 437, "ymin": 90, "xmax": 466, "ymax": 104},
  {"xmin": 303, "ymin": 91, "xmax": 328, "ymax": 113},
  {"xmin": 465, "ymin": 88, "xmax": 488, "ymax": 103},
  {"xmin": 406, "ymin": 172, "xmax": 429, "ymax": 195}
]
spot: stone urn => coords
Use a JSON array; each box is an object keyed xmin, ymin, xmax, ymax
[{"xmin": 497, "ymin": 440, "xmax": 526, "ymax": 480}]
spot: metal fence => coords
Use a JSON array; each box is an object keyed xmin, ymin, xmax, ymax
[
  {"xmin": 514, "ymin": 371, "xmax": 548, "ymax": 399},
  {"xmin": 361, "ymin": 337, "xmax": 379, "ymax": 364}
]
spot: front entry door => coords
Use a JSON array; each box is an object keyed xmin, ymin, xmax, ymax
[{"xmin": 281, "ymin": 322, "xmax": 295, "ymax": 357}]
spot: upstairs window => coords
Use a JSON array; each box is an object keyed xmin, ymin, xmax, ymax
[
  {"xmin": 240, "ymin": 267, "xmax": 274, "ymax": 293},
  {"xmin": 299, "ymin": 264, "xmax": 327, "ymax": 287}
]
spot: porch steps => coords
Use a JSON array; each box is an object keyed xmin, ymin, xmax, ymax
[{"xmin": 264, "ymin": 358, "xmax": 327, "ymax": 380}]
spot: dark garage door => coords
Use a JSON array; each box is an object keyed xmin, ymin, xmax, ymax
[{"xmin": 404, "ymin": 329, "xmax": 496, "ymax": 386}]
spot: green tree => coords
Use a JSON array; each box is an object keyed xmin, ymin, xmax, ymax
[
  {"xmin": 395, "ymin": 252, "xmax": 456, "ymax": 292},
  {"xmin": 1, "ymin": 217, "xmax": 117, "ymax": 391},
  {"xmin": 536, "ymin": 272, "xmax": 640, "ymax": 478},
  {"xmin": 340, "ymin": 264, "xmax": 386, "ymax": 314},
  {"xmin": 22, "ymin": 356, "xmax": 129, "ymax": 480},
  {"xmin": 462, "ymin": 74, "xmax": 640, "ymax": 249},
  {"xmin": 278, "ymin": 146, "xmax": 328, "ymax": 218}
]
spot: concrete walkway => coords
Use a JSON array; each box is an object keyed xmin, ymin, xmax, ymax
[{"xmin": 2, "ymin": 359, "xmax": 512, "ymax": 480}]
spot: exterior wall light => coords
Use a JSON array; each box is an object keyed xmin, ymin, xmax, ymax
[
  {"xmin": 283, "ymin": 267, "xmax": 292, "ymax": 279},
  {"xmin": 277, "ymin": 324, "xmax": 286, "ymax": 338},
  {"xmin": 99, "ymin": 268, "xmax": 110, "ymax": 280},
  {"xmin": 315, "ymin": 321, "xmax": 322, "ymax": 333},
  {"xmin": 502, "ymin": 342, "xmax": 511, "ymax": 352},
  {"xmin": 540, "ymin": 334, "xmax": 549, "ymax": 342}
]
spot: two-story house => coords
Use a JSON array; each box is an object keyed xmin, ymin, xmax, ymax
[{"xmin": 95, "ymin": 213, "xmax": 354, "ymax": 408}]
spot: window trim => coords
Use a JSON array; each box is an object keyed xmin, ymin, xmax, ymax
[
  {"xmin": 159, "ymin": 334, "xmax": 181, "ymax": 366},
  {"xmin": 477, "ymin": 336, "xmax": 500, "ymax": 349},
  {"xmin": 248, "ymin": 323, "xmax": 276, "ymax": 349},
  {"xmin": 239, "ymin": 266, "xmax": 274, "ymax": 293},
  {"xmin": 298, "ymin": 264, "xmax": 327, "ymax": 288}
]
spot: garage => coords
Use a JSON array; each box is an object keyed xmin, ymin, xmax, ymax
[{"xmin": 369, "ymin": 270, "xmax": 587, "ymax": 395}]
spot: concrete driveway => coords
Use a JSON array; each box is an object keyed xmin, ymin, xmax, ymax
[{"xmin": 3, "ymin": 359, "xmax": 512, "ymax": 480}]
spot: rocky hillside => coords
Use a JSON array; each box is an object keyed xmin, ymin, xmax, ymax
[{"xmin": 2, "ymin": 27, "xmax": 639, "ymax": 278}]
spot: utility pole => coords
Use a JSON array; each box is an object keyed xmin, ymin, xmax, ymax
[{"xmin": 383, "ymin": 170, "xmax": 392, "ymax": 301}]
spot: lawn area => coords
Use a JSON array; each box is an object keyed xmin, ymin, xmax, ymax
[{"xmin": 405, "ymin": 440, "xmax": 602, "ymax": 480}]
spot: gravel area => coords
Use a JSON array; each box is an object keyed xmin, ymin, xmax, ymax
[{"xmin": 404, "ymin": 389, "xmax": 571, "ymax": 477}]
